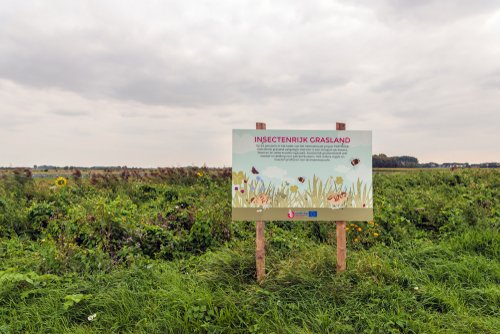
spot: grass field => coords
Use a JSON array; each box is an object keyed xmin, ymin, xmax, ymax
[{"xmin": 0, "ymin": 168, "xmax": 499, "ymax": 333}]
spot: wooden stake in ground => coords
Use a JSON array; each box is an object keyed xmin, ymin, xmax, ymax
[
  {"xmin": 256, "ymin": 122, "xmax": 266, "ymax": 283},
  {"xmin": 336, "ymin": 122, "xmax": 347, "ymax": 273}
]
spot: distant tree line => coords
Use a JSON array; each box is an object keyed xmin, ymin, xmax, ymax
[
  {"xmin": 372, "ymin": 154, "xmax": 500, "ymax": 168},
  {"xmin": 372, "ymin": 154, "xmax": 419, "ymax": 168},
  {"xmin": 1, "ymin": 159, "xmax": 499, "ymax": 170},
  {"xmin": 33, "ymin": 165, "xmax": 133, "ymax": 170}
]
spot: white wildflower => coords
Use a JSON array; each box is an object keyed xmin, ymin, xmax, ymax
[{"xmin": 88, "ymin": 313, "xmax": 97, "ymax": 321}]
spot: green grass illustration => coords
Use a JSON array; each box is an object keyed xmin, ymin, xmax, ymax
[{"xmin": 232, "ymin": 171, "xmax": 372, "ymax": 209}]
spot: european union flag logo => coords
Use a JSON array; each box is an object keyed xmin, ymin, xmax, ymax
[{"xmin": 308, "ymin": 211, "xmax": 318, "ymax": 218}]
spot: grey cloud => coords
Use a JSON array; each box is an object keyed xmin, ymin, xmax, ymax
[
  {"xmin": 0, "ymin": 0, "xmax": 499, "ymax": 166},
  {"xmin": 481, "ymin": 70, "xmax": 500, "ymax": 89},
  {"xmin": 371, "ymin": 77, "xmax": 424, "ymax": 93},
  {"xmin": 385, "ymin": 0, "xmax": 499, "ymax": 13},
  {"xmin": 0, "ymin": 112, "xmax": 41, "ymax": 130},
  {"xmin": 0, "ymin": 2, "xmax": 352, "ymax": 108},
  {"xmin": 112, "ymin": 74, "xmax": 348, "ymax": 107},
  {"xmin": 299, "ymin": 73, "xmax": 348, "ymax": 89},
  {"xmin": 0, "ymin": 29, "xmax": 160, "ymax": 99},
  {"xmin": 483, "ymin": 79, "xmax": 500, "ymax": 89},
  {"xmin": 2, "ymin": 29, "xmax": 330, "ymax": 107},
  {"xmin": 120, "ymin": 109, "xmax": 196, "ymax": 119},
  {"xmin": 394, "ymin": 105, "xmax": 499, "ymax": 136},
  {"xmin": 50, "ymin": 110, "xmax": 89, "ymax": 117},
  {"xmin": 352, "ymin": 0, "xmax": 500, "ymax": 24}
]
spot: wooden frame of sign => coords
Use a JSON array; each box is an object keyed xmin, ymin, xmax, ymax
[
  {"xmin": 255, "ymin": 122, "xmax": 266, "ymax": 283},
  {"xmin": 335, "ymin": 122, "xmax": 347, "ymax": 273},
  {"xmin": 253, "ymin": 122, "xmax": 348, "ymax": 283}
]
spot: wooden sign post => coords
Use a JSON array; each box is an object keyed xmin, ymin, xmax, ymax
[
  {"xmin": 255, "ymin": 122, "xmax": 266, "ymax": 283},
  {"xmin": 336, "ymin": 122, "xmax": 347, "ymax": 273}
]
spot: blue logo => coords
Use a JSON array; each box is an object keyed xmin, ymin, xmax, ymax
[{"xmin": 308, "ymin": 211, "xmax": 318, "ymax": 218}]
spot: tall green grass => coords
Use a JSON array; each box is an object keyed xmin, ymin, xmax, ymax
[{"xmin": 0, "ymin": 169, "xmax": 499, "ymax": 333}]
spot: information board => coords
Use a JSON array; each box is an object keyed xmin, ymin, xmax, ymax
[{"xmin": 232, "ymin": 129, "xmax": 373, "ymax": 221}]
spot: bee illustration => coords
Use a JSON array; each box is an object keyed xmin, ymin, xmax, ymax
[
  {"xmin": 298, "ymin": 177, "xmax": 305, "ymax": 183},
  {"xmin": 351, "ymin": 158, "xmax": 360, "ymax": 167},
  {"xmin": 251, "ymin": 166, "xmax": 259, "ymax": 174}
]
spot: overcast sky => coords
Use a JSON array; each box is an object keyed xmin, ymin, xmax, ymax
[{"xmin": 1, "ymin": 0, "xmax": 499, "ymax": 167}]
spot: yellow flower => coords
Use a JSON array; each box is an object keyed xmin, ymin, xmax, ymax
[
  {"xmin": 354, "ymin": 238, "xmax": 359, "ymax": 242},
  {"xmin": 373, "ymin": 232, "xmax": 379, "ymax": 237},
  {"xmin": 368, "ymin": 221, "xmax": 374, "ymax": 225},
  {"xmin": 290, "ymin": 185, "xmax": 298, "ymax": 193},
  {"xmin": 345, "ymin": 226, "xmax": 350, "ymax": 232},
  {"xmin": 335, "ymin": 176, "xmax": 343, "ymax": 185},
  {"xmin": 55, "ymin": 176, "xmax": 67, "ymax": 187},
  {"xmin": 197, "ymin": 172, "xmax": 203, "ymax": 177},
  {"xmin": 357, "ymin": 227, "xmax": 362, "ymax": 232}
]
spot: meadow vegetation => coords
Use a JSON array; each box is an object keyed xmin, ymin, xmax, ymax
[{"xmin": 0, "ymin": 168, "xmax": 499, "ymax": 333}]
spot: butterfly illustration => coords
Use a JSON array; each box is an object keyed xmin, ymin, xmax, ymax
[
  {"xmin": 351, "ymin": 158, "xmax": 360, "ymax": 167},
  {"xmin": 298, "ymin": 177, "xmax": 305, "ymax": 183},
  {"xmin": 251, "ymin": 166, "xmax": 259, "ymax": 174}
]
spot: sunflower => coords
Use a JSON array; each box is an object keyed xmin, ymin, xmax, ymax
[{"xmin": 55, "ymin": 176, "xmax": 67, "ymax": 187}]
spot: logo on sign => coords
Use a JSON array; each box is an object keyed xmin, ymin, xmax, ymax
[
  {"xmin": 288, "ymin": 210, "xmax": 309, "ymax": 218},
  {"xmin": 308, "ymin": 211, "xmax": 318, "ymax": 218}
]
